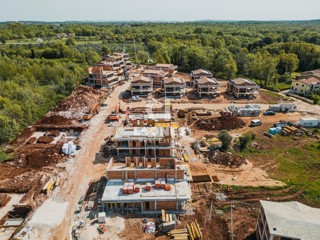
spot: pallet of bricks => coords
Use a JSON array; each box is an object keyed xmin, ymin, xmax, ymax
[{"xmin": 167, "ymin": 220, "xmax": 202, "ymax": 240}]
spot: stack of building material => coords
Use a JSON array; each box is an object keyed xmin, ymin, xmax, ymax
[
  {"xmin": 155, "ymin": 180, "xmax": 161, "ymax": 188},
  {"xmin": 145, "ymin": 183, "xmax": 152, "ymax": 191},
  {"xmin": 167, "ymin": 229, "xmax": 188, "ymax": 240},
  {"xmin": 134, "ymin": 186, "xmax": 140, "ymax": 192},
  {"xmin": 122, "ymin": 186, "xmax": 128, "ymax": 194},
  {"xmin": 127, "ymin": 185, "xmax": 133, "ymax": 194},
  {"xmin": 186, "ymin": 220, "xmax": 202, "ymax": 240}
]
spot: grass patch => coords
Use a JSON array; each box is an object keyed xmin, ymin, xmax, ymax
[
  {"xmin": 237, "ymin": 135, "xmax": 320, "ymax": 203},
  {"xmin": 0, "ymin": 149, "xmax": 14, "ymax": 163}
]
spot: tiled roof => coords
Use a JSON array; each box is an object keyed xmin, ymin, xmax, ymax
[
  {"xmin": 197, "ymin": 77, "xmax": 220, "ymax": 86},
  {"xmin": 164, "ymin": 77, "xmax": 185, "ymax": 85},
  {"xmin": 192, "ymin": 69, "xmax": 212, "ymax": 75},
  {"xmin": 300, "ymin": 77, "xmax": 320, "ymax": 85}
]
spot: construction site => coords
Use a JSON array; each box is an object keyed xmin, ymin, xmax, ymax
[{"xmin": 1, "ymin": 56, "xmax": 320, "ymax": 240}]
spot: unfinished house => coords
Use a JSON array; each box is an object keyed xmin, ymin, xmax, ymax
[
  {"xmin": 101, "ymin": 157, "xmax": 190, "ymax": 213},
  {"xmin": 130, "ymin": 75, "xmax": 153, "ymax": 96},
  {"xmin": 154, "ymin": 64, "xmax": 178, "ymax": 77},
  {"xmin": 195, "ymin": 77, "xmax": 221, "ymax": 98},
  {"xmin": 87, "ymin": 66, "xmax": 119, "ymax": 88},
  {"xmin": 142, "ymin": 69, "xmax": 168, "ymax": 87},
  {"xmin": 227, "ymin": 78, "xmax": 260, "ymax": 99},
  {"xmin": 128, "ymin": 113, "xmax": 173, "ymax": 126},
  {"xmin": 163, "ymin": 77, "xmax": 186, "ymax": 98},
  {"xmin": 114, "ymin": 127, "xmax": 175, "ymax": 157},
  {"xmin": 256, "ymin": 200, "xmax": 320, "ymax": 240},
  {"xmin": 191, "ymin": 69, "xmax": 213, "ymax": 87}
]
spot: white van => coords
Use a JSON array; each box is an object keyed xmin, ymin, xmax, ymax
[{"xmin": 250, "ymin": 119, "xmax": 262, "ymax": 127}]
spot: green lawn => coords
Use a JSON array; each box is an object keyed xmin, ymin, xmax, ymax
[
  {"xmin": 0, "ymin": 149, "xmax": 13, "ymax": 163},
  {"xmin": 237, "ymin": 135, "xmax": 320, "ymax": 203}
]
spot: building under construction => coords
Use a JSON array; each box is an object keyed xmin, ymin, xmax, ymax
[
  {"xmin": 100, "ymin": 157, "xmax": 190, "ymax": 213},
  {"xmin": 114, "ymin": 127, "xmax": 175, "ymax": 157}
]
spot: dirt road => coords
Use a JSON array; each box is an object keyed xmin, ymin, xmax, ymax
[{"xmin": 27, "ymin": 82, "xmax": 130, "ymax": 240}]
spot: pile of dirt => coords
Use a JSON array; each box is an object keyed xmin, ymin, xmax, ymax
[
  {"xmin": 15, "ymin": 142, "xmax": 65, "ymax": 168},
  {"xmin": 37, "ymin": 136, "xmax": 54, "ymax": 144},
  {"xmin": 37, "ymin": 115, "xmax": 73, "ymax": 125},
  {"xmin": 25, "ymin": 142, "xmax": 65, "ymax": 168},
  {"xmin": 10, "ymin": 127, "xmax": 36, "ymax": 146},
  {"xmin": 0, "ymin": 164, "xmax": 32, "ymax": 181},
  {"xmin": 195, "ymin": 116, "xmax": 245, "ymax": 131},
  {"xmin": 0, "ymin": 171, "xmax": 40, "ymax": 193},
  {"xmin": 204, "ymin": 151, "xmax": 246, "ymax": 167},
  {"xmin": 49, "ymin": 85, "xmax": 102, "ymax": 119}
]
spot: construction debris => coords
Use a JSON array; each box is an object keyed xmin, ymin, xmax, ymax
[
  {"xmin": 195, "ymin": 116, "xmax": 245, "ymax": 131},
  {"xmin": 186, "ymin": 220, "xmax": 202, "ymax": 240},
  {"xmin": 50, "ymin": 85, "xmax": 103, "ymax": 120},
  {"xmin": 204, "ymin": 151, "xmax": 246, "ymax": 167}
]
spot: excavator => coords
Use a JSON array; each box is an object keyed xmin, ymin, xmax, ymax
[
  {"xmin": 109, "ymin": 102, "xmax": 121, "ymax": 121},
  {"xmin": 83, "ymin": 103, "xmax": 99, "ymax": 121}
]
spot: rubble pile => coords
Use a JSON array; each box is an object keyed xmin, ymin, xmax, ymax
[
  {"xmin": 195, "ymin": 116, "xmax": 245, "ymax": 131},
  {"xmin": 204, "ymin": 151, "xmax": 246, "ymax": 167},
  {"xmin": 49, "ymin": 85, "xmax": 102, "ymax": 119}
]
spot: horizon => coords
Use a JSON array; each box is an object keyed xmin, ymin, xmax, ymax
[
  {"xmin": 1, "ymin": 19, "xmax": 320, "ymax": 24},
  {"xmin": 1, "ymin": 0, "xmax": 320, "ymax": 22}
]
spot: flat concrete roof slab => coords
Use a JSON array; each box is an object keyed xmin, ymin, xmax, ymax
[{"xmin": 101, "ymin": 180, "xmax": 190, "ymax": 203}]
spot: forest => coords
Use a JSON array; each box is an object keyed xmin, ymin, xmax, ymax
[{"xmin": 0, "ymin": 21, "xmax": 320, "ymax": 152}]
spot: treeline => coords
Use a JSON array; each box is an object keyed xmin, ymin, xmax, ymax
[
  {"xmin": 1, "ymin": 21, "xmax": 320, "ymax": 145},
  {"xmin": 0, "ymin": 42, "xmax": 101, "ymax": 145}
]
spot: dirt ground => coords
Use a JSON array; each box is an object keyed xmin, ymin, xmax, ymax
[{"xmin": 27, "ymin": 81, "xmax": 131, "ymax": 240}]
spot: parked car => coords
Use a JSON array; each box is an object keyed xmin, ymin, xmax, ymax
[
  {"xmin": 263, "ymin": 111, "xmax": 276, "ymax": 116},
  {"xmin": 250, "ymin": 119, "xmax": 262, "ymax": 127}
]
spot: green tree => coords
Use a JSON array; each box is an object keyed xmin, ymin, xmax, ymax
[
  {"xmin": 65, "ymin": 38, "xmax": 76, "ymax": 46},
  {"xmin": 239, "ymin": 134, "xmax": 251, "ymax": 152},
  {"xmin": 218, "ymin": 130, "xmax": 232, "ymax": 151}
]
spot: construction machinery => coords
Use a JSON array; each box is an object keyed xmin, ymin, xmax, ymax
[
  {"xmin": 83, "ymin": 103, "xmax": 99, "ymax": 121},
  {"xmin": 109, "ymin": 102, "xmax": 121, "ymax": 121}
]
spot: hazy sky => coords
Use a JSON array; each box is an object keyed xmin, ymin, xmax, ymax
[{"xmin": 1, "ymin": 0, "xmax": 319, "ymax": 22}]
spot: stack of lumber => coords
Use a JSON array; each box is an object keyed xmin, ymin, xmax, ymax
[
  {"xmin": 186, "ymin": 220, "xmax": 202, "ymax": 240},
  {"xmin": 167, "ymin": 228, "xmax": 188, "ymax": 240}
]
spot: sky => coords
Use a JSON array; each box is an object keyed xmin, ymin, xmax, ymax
[{"xmin": 0, "ymin": 0, "xmax": 319, "ymax": 22}]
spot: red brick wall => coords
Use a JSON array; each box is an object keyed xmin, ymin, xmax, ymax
[{"xmin": 157, "ymin": 201, "xmax": 177, "ymax": 210}]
